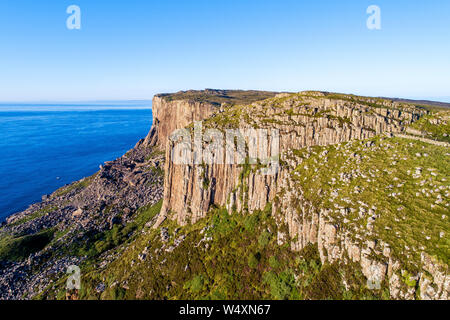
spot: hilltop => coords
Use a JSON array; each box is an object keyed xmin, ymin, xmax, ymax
[{"xmin": 156, "ymin": 89, "xmax": 279, "ymax": 106}]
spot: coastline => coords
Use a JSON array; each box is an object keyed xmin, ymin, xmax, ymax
[{"xmin": 0, "ymin": 104, "xmax": 153, "ymax": 221}]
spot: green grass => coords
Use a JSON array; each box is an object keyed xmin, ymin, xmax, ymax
[
  {"xmin": 55, "ymin": 174, "xmax": 97, "ymax": 197},
  {"xmin": 407, "ymin": 111, "xmax": 450, "ymax": 143},
  {"xmin": 64, "ymin": 200, "xmax": 163, "ymax": 259},
  {"xmin": 0, "ymin": 229, "xmax": 55, "ymax": 262},
  {"xmin": 198, "ymin": 90, "xmax": 422, "ymax": 136},
  {"xmin": 144, "ymin": 148, "xmax": 165, "ymax": 161},
  {"xmin": 42, "ymin": 203, "xmax": 388, "ymax": 300},
  {"xmin": 287, "ymin": 135, "xmax": 449, "ymax": 270},
  {"xmin": 8, "ymin": 205, "xmax": 57, "ymax": 227}
]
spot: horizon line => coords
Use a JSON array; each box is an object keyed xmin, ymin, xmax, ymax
[
  {"xmin": 0, "ymin": 99, "xmax": 154, "ymax": 105},
  {"xmin": 1, "ymin": 92, "xmax": 450, "ymax": 105}
]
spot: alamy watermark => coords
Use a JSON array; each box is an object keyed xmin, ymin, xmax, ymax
[
  {"xmin": 366, "ymin": 264, "xmax": 382, "ymax": 290},
  {"xmin": 66, "ymin": 5, "xmax": 81, "ymax": 30},
  {"xmin": 170, "ymin": 122, "xmax": 280, "ymax": 176},
  {"xmin": 367, "ymin": 5, "xmax": 381, "ymax": 30},
  {"xmin": 66, "ymin": 265, "xmax": 81, "ymax": 290},
  {"xmin": 65, "ymin": 5, "xmax": 379, "ymax": 31}
]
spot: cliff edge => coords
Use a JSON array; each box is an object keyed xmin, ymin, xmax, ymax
[{"xmin": 0, "ymin": 89, "xmax": 448, "ymax": 300}]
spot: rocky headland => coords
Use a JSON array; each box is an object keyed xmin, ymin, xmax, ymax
[{"xmin": 0, "ymin": 89, "xmax": 448, "ymax": 300}]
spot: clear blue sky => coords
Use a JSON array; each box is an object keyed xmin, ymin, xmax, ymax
[{"xmin": 0, "ymin": 0, "xmax": 449, "ymax": 102}]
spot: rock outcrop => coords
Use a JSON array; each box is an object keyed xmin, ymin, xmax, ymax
[
  {"xmin": 0, "ymin": 89, "xmax": 280, "ymax": 300},
  {"xmin": 143, "ymin": 89, "xmax": 279, "ymax": 148},
  {"xmin": 159, "ymin": 92, "xmax": 426, "ymax": 224},
  {"xmin": 0, "ymin": 139, "xmax": 164, "ymax": 299},
  {"xmin": 152, "ymin": 91, "xmax": 448, "ymax": 300},
  {"xmin": 272, "ymin": 165, "xmax": 448, "ymax": 300},
  {"xmin": 143, "ymin": 95, "xmax": 219, "ymax": 149},
  {"xmin": 1, "ymin": 89, "xmax": 447, "ymax": 300}
]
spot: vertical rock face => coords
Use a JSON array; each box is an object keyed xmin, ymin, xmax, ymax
[
  {"xmin": 159, "ymin": 92, "xmax": 426, "ymax": 225},
  {"xmin": 274, "ymin": 174, "xmax": 449, "ymax": 300},
  {"xmin": 419, "ymin": 253, "xmax": 449, "ymax": 300},
  {"xmin": 144, "ymin": 95, "xmax": 219, "ymax": 148},
  {"xmin": 144, "ymin": 89, "xmax": 280, "ymax": 149},
  {"xmin": 150, "ymin": 90, "xmax": 448, "ymax": 300}
]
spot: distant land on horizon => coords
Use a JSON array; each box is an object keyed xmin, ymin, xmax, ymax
[
  {"xmin": 0, "ymin": 93, "xmax": 449, "ymax": 106},
  {"xmin": 381, "ymin": 97, "xmax": 450, "ymax": 109}
]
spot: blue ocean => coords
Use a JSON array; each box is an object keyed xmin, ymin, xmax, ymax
[{"xmin": 0, "ymin": 102, "xmax": 153, "ymax": 221}]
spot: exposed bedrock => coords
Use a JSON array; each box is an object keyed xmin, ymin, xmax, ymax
[
  {"xmin": 159, "ymin": 93, "xmax": 426, "ymax": 224},
  {"xmin": 150, "ymin": 92, "xmax": 448, "ymax": 299}
]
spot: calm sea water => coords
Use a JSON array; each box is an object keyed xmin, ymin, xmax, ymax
[{"xmin": 0, "ymin": 102, "xmax": 152, "ymax": 221}]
